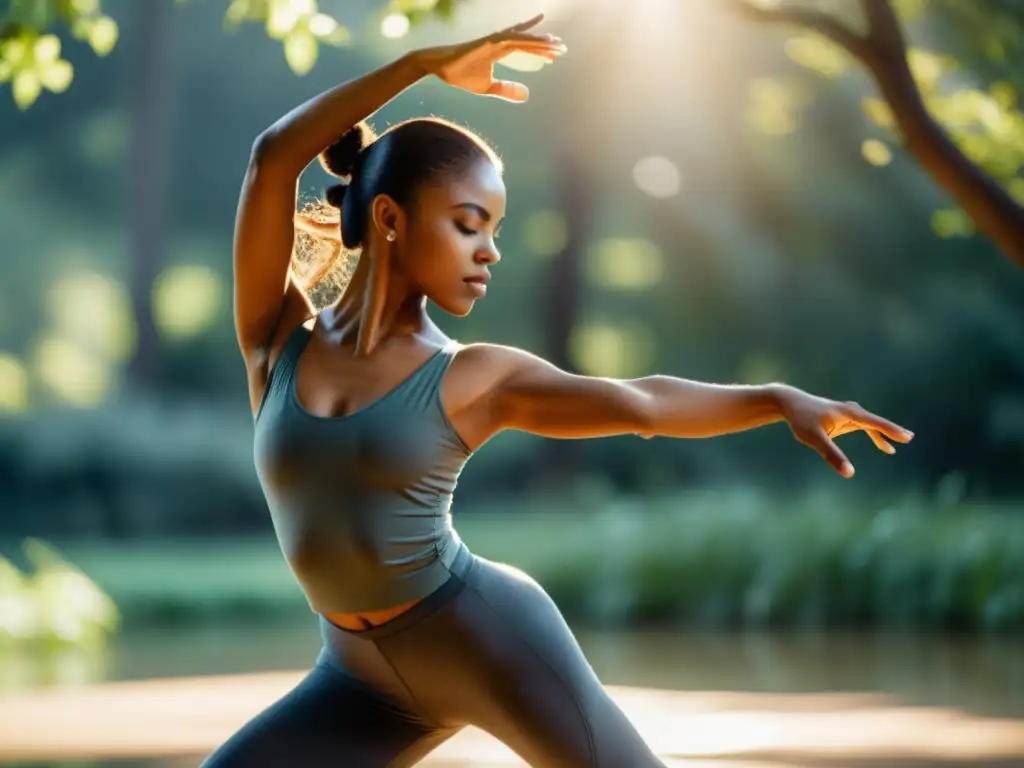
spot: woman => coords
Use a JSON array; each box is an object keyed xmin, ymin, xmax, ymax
[{"xmin": 214, "ymin": 14, "xmax": 913, "ymax": 767}]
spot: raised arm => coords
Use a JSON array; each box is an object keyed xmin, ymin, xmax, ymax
[
  {"xmin": 234, "ymin": 15, "xmax": 566, "ymax": 414},
  {"xmin": 450, "ymin": 344, "xmax": 914, "ymax": 478},
  {"xmin": 232, "ymin": 53, "xmax": 428, "ymax": 367}
]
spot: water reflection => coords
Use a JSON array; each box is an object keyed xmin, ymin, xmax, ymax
[{"xmin": 3, "ymin": 622, "xmax": 1021, "ymax": 719}]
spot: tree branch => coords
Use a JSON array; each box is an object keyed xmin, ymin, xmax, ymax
[
  {"xmin": 726, "ymin": 0, "xmax": 879, "ymax": 67},
  {"xmin": 729, "ymin": 0, "xmax": 1024, "ymax": 267},
  {"xmin": 860, "ymin": 0, "xmax": 909, "ymax": 60}
]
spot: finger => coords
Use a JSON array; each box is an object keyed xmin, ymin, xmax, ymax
[
  {"xmin": 844, "ymin": 403, "xmax": 914, "ymax": 443},
  {"xmin": 805, "ymin": 428, "xmax": 855, "ymax": 478},
  {"xmin": 504, "ymin": 31, "xmax": 565, "ymax": 45},
  {"xmin": 506, "ymin": 13, "xmax": 545, "ymax": 33},
  {"xmin": 498, "ymin": 44, "xmax": 565, "ymax": 62},
  {"xmin": 486, "ymin": 80, "xmax": 529, "ymax": 102},
  {"xmin": 867, "ymin": 429, "xmax": 896, "ymax": 455},
  {"xmin": 496, "ymin": 39, "xmax": 567, "ymax": 57}
]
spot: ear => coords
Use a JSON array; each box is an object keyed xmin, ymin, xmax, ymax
[{"xmin": 369, "ymin": 193, "xmax": 406, "ymax": 242}]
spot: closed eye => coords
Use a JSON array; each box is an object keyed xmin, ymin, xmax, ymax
[{"xmin": 455, "ymin": 221, "xmax": 502, "ymax": 239}]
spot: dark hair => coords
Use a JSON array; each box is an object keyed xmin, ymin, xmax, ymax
[{"xmin": 319, "ymin": 117, "xmax": 502, "ymax": 250}]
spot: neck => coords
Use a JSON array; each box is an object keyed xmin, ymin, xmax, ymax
[{"xmin": 328, "ymin": 244, "xmax": 429, "ymax": 355}]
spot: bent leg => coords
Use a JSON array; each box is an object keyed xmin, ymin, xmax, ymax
[
  {"xmin": 200, "ymin": 662, "xmax": 453, "ymax": 768},
  {"xmin": 379, "ymin": 557, "xmax": 666, "ymax": 767}
]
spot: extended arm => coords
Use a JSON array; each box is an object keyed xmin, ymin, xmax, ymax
[{"xmin": 452, "ymin": 345, "xmax": 913, "ymax": 477}]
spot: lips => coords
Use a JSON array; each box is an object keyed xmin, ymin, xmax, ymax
[{"xmin": 464, "ymin": 276, "xmax": 489, "ymax": 299}]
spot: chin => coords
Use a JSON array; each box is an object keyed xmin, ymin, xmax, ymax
[{"xmin": 433, "ymin": 296, "xmax": 475, "ymax": 317}]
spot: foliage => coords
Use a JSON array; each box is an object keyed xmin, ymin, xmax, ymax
[
  {"xmin": 0, "ymin": 0, "xmax": 463, "ymax": 109},
  {"xmin": 740, "ymin": 0, "xmax": 1024, "ymax": 243},
  {"xmin": 0, "ymin": 538, "xmax": 119, "ymax": 648},
  {"xmin": 55, "ymin": 491, "xmax": 1024, "ymax": 634}
]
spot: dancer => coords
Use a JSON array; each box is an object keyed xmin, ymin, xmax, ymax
[{"xmin": 211, "ymin": 14, "xmax": 913, "ymax": 767}]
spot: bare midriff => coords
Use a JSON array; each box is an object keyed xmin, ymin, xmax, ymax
[{"xmin": 323, "ymin": 596, "xmax": 425, "ymax": 630}]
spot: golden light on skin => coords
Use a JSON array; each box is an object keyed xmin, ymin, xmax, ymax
[{"xmin": 0, "ymin": 353, "xmax": 29, "ymax": 413}]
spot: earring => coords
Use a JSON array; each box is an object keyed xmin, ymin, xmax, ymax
[{"xmin": 386, "ymin": 231, "xmax": 396, "ymax": 242}]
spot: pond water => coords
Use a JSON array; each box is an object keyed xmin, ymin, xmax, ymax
[{"xmin": 2, "ymin": 623, "xmax": 1022, "ymax": 766}]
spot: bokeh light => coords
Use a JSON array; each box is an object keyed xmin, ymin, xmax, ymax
[
  {"xmin": 32, "ymin": 336, "xmax": 112, "ymax": 407},
  {"xmin": 380, "ymin": 13, "xmax": 410, "ymax": 40},
  {"xmin": 632, "ymin": 157, "xmax": 681, "ymax": 199},
  {"xmin": 569, "ymin": 322, "xmax": 655, "ymax": 378},
  {"xmin": 0, "ymin": 353, "xmax": 29, "ymax": 413},
  {"xmin": 46, "ymin": 270, "xmax": 135, "ymax": 363},
  {"xmin": 152, "ymin": 265, "xmax": 225, "ymax": 340},
  {"xmin": 862, "ymin": 139, "xmax": 893, "ymax": 167},
  {"xmin": 587, "ymin": 237, "xmax": 663, "ymax": 290},
  {"xmin": 522, "ymin": 209, "xmax": 569, "ymax": 257}
]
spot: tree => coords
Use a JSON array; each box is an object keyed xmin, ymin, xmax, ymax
[
  {"xmin": 1, "ymin": 0, "xmax": 457, "ymax": 390},
  {"xmin": 0, "ymin": 0, "xmax": 457, "ymax": 108},
  {"xmin": 730, "ymin": 0, "xmax": 1024, "ymax": 267}
]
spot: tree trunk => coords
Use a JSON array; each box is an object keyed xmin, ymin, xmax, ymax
[
  {"xmin": 534, "ymin": 150, "xmax": 591, "ymax": 487},
  {"xmin": 125, "ymin": 0, "xmax": 178, "ymax": 389}
]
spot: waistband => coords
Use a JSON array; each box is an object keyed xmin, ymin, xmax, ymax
[{"xmin": 320, "ymin": 542, "xmax": 475, "ymax": 642}]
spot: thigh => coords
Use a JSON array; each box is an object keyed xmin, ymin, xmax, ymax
[
  {"xmin": 200, "ymin": 662, "xmax": 452, "ymax": 768},
  {"xmin": 382, "ymin": 558, "xmax": 665, "ymax": 767}
]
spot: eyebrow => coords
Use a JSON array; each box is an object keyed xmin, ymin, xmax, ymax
[{"xmin": 451, "ymin": 202, "xmax": 503, "ymax": 226}]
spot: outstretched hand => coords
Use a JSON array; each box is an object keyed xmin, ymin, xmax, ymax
[
  {"xmin": 778, "ymin": 387, "xmax": 914, "ymax": 478},
  {"xmin": 415, "ymin": 14, "xmax": 567, "ymax": 103}
]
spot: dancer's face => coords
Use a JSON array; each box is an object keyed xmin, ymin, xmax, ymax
[{"xmin": 392, "ymin": 159, "xmax": 506, "ymax": 317}]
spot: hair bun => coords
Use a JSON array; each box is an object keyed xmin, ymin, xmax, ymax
[
  {"xmin": 319, "ymin": 121, "xmax": 376, "ymax": 179},
  {"xmin": 325, "ymin": 184, "xmax": 347, "ymax": 209}
]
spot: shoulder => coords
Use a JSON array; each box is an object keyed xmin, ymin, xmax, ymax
[{"xmin": 449, "ymin": 342, "xmax": 550, "ymax": 386}]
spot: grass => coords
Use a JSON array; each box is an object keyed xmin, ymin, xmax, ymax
[{"xmin": 20, "ymin": 488, "xmax": 1024, "ymax": 634}]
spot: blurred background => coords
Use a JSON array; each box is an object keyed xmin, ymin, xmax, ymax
[{"xmin": 1, "ymin": 0, "xmax": 1023, "ymax": 765}]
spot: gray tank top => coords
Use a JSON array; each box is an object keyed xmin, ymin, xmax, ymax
[{"xmin": 253, "ymin": 324, "xmax": 472, "ymax": 613}]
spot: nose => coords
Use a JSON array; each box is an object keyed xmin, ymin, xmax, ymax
[{"xmin": 475, "ymin": 242, "xmax": 500, "ymax": 265}]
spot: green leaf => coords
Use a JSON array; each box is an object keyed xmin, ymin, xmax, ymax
[
  {"xmin": 12, "ymin": 69, "xmax": 42, "ymax": 109},
  {"xmin": 33, "ymin": 33, "xmax": 61, "ymax": 63},
  {"xmin": 433, "ymin": 0, "xmax": 457, "ymax": 20},
  {"xmin": 283, "ymin": 28, "xmax": 317, "ymax": 75},
  {"xmin": 38, "ymin": 58, "xmax": 73, "ymax": 92},
  {"xmin": 930, "ymin": 208, "xmax": 976, "ymax": 238},
  {"xmin": 70, "ymin": 0, "xmax": 101, "ymax": 14},
  {"xmin": 87, "ymin": 15, "xmax": 118, "ymax": 55},
  {"xmin": 394, "ymin": 0, "xmax": 439, "ymax": 12},
  {"xmin": 308, "ymin": 13, "xmax": 349, "ymax": 45},
  {"xmin": 1009, "ymin": 178, "xmax": 1024, "ymax": 204}
]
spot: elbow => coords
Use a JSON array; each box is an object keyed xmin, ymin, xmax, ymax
[
  {"xmin": 628, "ymin": 385, "xmax": 658, "ymax": 438},
  {"xmin": 249, "ymin": 130, "xmax": 287, "ymax": 170}
]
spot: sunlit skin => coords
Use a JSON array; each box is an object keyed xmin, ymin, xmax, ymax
[{"xmin": 234, "ymin": 15, "xmax": 913, "ymax": 631}]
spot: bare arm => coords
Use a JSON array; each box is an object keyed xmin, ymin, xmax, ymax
[
  {"xmin": 233, "ymin": 53, "xmax": 428, "ymax": 365},
  {"xmin": 451, "ymin": 344, "xmax": 913, "ymax": 477}
]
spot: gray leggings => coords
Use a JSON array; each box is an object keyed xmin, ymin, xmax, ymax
[{"xmin": 202, "ymin": 545, "xmax": 664, "ymax": 767}]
